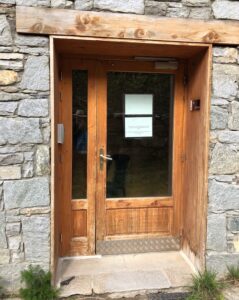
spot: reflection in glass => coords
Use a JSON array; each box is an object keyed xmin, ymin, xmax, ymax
[
  {"xmin": 107, "ymin": 72, "xmax": 174, "ymax": 198},
  {"xmin": 72, "ymin": 70, "xmax": 88, "ymax": 199}
]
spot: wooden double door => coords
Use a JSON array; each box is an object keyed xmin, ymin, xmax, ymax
[{"xmin": 59, "ymin": 57, "xmax": 184, "ymax": 256}]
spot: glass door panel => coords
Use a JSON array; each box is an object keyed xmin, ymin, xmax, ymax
[
  {"xmin": 72, "ymin": 70, "xmax": 88, "ymax": 200},
  {"xmin": 106, "ymin": 72, "xmax": 174, "ymax": 198}
]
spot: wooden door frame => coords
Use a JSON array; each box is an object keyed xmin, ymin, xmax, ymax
[{"xmin": 51, "ymin": 36, "xmax": 211, "ymax": 278}]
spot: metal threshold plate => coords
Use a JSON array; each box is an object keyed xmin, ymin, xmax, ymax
[{"xmin": 96, "ymin": 236, "xmax": 181, "ymax": 255}]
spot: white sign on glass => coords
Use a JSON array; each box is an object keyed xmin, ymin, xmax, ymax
[
  {"xmin": 125, "ymin": 94, "xmax": 153, "ymax": 115},
  {"xmin": 125, "ymin": 117, "xmax": 152, "ymax": 138},
  {"xmin": 124, "ymin": 94, "xmax": 153, "ymax": 138}
]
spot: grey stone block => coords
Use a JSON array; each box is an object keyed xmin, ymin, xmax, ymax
[
  {"xmin": 17, "ymin": 46, "xmax": 49, "ymax": 56},
  {"xmin": 16, "ymin": 0, "xmax": 50, "ymax": 6},
  {"xmin": 0, "ymin": 0, "xmax": 16, "ymax": 4},
  {"xmin": 94, "ymin": 0, "xmax": 144, "ymax": 14},
  {"xmin": 0, "ymin": 117, "xmax": 42, "ymax": 144},
  {"xmin": 206, "ymin": 253, "xmax": 239, "ymax": 276},
  {"xmin": 211, "ymin": 98, "xmax": 229, "ymax": 106},
  {"xmin": 207, "ymin": 213, "xmax": 227, "ymax": 251},
  {"xmin": 0, "ymin": 145, "xmax": 34, "ymax": 154},
  {"xmin": 208, "ymin": 180, "xmax": 239, "ymax": 212},
  {"xmin": 6, "ymin": 209, "xmax": 20, "ymax": 223},
  {"xmin": 36, "ymin": 145, "xmax": 50, "ymax": 176},
  {"xmin": 229, "ymin": 101, "xmax": 239, "ymax": 130},
  {"xmin": 0, "ymin": 166, "xmax": 21, "ymax": 179},
  {"xmin": 4, "ymin": 177, "xmax": 50, "ymax": 209},
  {"xmin": 18, "ymin": 98, "xmax": 49, "ymax": 117},
  {"xmin": 228, "ymin": 216, "xmax": 239, "ymax": 232},
  {"xmin": 8, "ymin": 235, "xmax": 21, "ymax": 250},
  {"xmin": 75, "ymin": 0, "xmax": 93, "ymax": 10},
  {"xmin": 0, "ymin": 153, "xmax": 23, "ymax": 165},
  {"xmin": 213, "ymin": 64, "xmax": 239, "ymax": 99},
  {"xmin": 6, "ymin": 222, "xmax": 21, "ymax": 236},
  {"xmin": 0, "ymin": 60, "xmax": 23, "ymax": 71},
  {"xmin": 213, "ymin": 74, "xmax": 238, "ymax": 99},
  {"xmin": 0, "ymin": 249, "xmax": 10, "ymax": 264},
  {"xmin": 213, "ymin": 0, "xmax": 239, "ymax": 20},
  {"xmin": 209, "ymin": 143, "xmax": 239, "ymax": 175},
  {"xmin": 183, "ymin": 0, "xmax": 210, "ymax": 7},
  {"xmin": 20, "ymin": 56, "xmax": 50, "ymax": 91},
  {"xmin": 0, "ymin": 102, "xmax": 18, "ymax": 116},
  {"xmin": 22, "ymin": 161, "xmax": 34, "ymax": 178},
  {"xmin": 22, "ymin": 215, "xmax": 50, "ymax": 263},
  {"xmin": 213, "ymin": 175, "xmax": 235, "ymax": 183},
  {"xmin": 0, "ymin": 53, "xmax": 24, "ymax": 60},
  {"xmin": 0, "ymin": 262, "xmax": 28, "ymax": 292},
  {"xmin": 0, "ymin": 15, "xmax": 12, "ymax": 46},
  {"xmin": 145, "ymin": 1, "xmax": 167, "ymax": 15},
  {"xmin": 218, "ymin": 131, "xmax": 239, "ymax": 144},
  {"xmin": 0, "ymin": 92, "xmax": 27, "ymax": 101},
  {"xmin": 210, "ymin": 106, "xmax": 228, "ymax": 130},
  {"xmin": 15, "ymin": 34, "xmax": 49, "ymax": 47},
  {"xmin": 166, "ymin": 5, "xmax": 190, "ymax": 18},
  {"xmin": 189, "ymin": 7, "xmax": 211, "ymax": 19},
  {"xmin": 0, "ymin": 212, "xmax": 7, "ymax": 248},
  {"xmin": 213, "ymin": 47, "xmax": 238, "ymax": 64},
  {"xmin": 51, "ymin": 0, "xmax": 66, "ymax": 7}
]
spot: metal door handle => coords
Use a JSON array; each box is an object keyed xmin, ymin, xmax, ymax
[
  {"xmin": 100, "ymin": 154, "xmax": 112, "ymax": 161},
  {"xmin": 100, "ymin": 149, "xmax": 112, "ymax": 170}
]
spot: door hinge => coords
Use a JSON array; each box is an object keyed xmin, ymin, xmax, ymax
[
  {"xmin": 57, "ymin": 123, "xmax": 64, "ymax": 144},
  {"xmin": 60, "ymin": 233, "xmax": 63, "ymax": 243},
  {"xmin": 59, "ymin": 71, "xmax": 63, "ymax": 81}
]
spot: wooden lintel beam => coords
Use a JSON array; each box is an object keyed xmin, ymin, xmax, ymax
[{"xmin": 16, "ymin": 6, "xmax": 239, "ymax": 45}]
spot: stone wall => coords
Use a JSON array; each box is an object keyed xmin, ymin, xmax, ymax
[
  {"xmin": 0, "ymin": 0, "xmax": 238, "ymax": 294},
  {"xmin": 207, "ymin": 47, "xmax": 239, "ymax": 275}
]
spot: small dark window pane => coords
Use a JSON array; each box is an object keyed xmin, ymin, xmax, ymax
[{"xmin": 72, "ymin": 70, "xmax": 88, "ymax": 199}]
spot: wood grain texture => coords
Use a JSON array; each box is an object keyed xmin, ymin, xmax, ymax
[
  {"xmin": 59, "ymin": 58, "xmax": 73, "ymax": 256},
  {"xmin": 50, "ymin": 36, "xmax": 59, "ymax": 279},
  {"xmin": 106, "ymin": 198, "xmax": 173, "ymax": 209},
  {"xmin": 16, "ymin": 6, "xmax": 239, "ymax": 45},
  {"xmin": 181, "ymin": 47, "xmax": 211, "ymax": 269},
  {"xmin": 72, "ymin": 210, "xmax": 87, "ymax": 237},
  {"xmin": 171, "ymin": 62, "xmax": 185, "ymax": 237},
  {"xmin": 95, "ymin": 62, "xmax": 107, "ymax": 242},
  {"xmin": 55, "ymin": 37, "xmax": 210, "ymax": 59},
  {"xmin": 72, "ymin": 200, "xmax": 88, "ymax": 210},
  {"xmin": 106, "ymin": 208, "xmax": 173, "ymax": 236}
]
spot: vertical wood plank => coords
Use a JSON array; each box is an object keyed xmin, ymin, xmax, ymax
[
  {"xmin": 95, "ymin": 62, "xmax": 107, "ymax": 241},
  {"xmin": 59, "ymin": 58, "xmax": 73, "ymax": 256},
  {"xmin": 172, "ymin": 62, "xmax": 185, "ymax": 236},
  {"xmin": 87, "ymin": 64, "xmax": 97, "ymax": 254}
]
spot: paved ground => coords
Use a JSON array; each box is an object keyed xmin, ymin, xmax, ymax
[
  {"xmin": 56, "ymin": 252, "xmax": 194, "ymax": 298},
  {"xmin": 2, "ymin": 286, "xmax": 239, "ymax": 299}
]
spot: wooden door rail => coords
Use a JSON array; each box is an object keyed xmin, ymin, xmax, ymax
[
  {"xmin": 106, "ymin": 198, "xmax": 173, "ymax": 209},
  {"xmin": 16, "ymin": 6, "xmax": 239, "ymax": 45}
]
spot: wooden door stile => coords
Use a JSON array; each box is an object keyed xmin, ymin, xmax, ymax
[
  {"xmin": 95, "ymin": 62, "xmax": 108, "ymax": 242},
  {"xmin": 171, "ymin": 61, "xmax": 185, "ymax": 236},
  {"xmin": 59, "ymin": 59, "xmax": 73, "ymax": 256}
]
